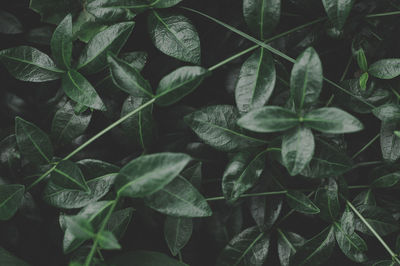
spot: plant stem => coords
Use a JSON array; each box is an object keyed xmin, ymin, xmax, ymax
[
  {"xmin": 351, "ymin": 133, "xmax": 380, "ymax": 159},
  {"xmin": 206, "ymin": 190, "xmax": 287, "ymax": 201},
  {"xmin": 348, "ymin": 185, "xmax": 370, "ymax": 189},
  {"xmin": 26, "ymin": 165, "xmax": 57, "ymax": 190},
  {"xmin": 352, "ymin": 160, "xmax": 382, "ymax": 168},
  {"xmin": 366, "ymin": 11, "xmax": 400, "ymax": 18}
]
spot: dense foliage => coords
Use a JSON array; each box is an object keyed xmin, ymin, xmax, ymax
[{"xmin": 1, "ymin": 0, "xmax": 400, "ymax": 265}]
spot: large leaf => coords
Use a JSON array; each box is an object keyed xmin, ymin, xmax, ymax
[
  {"xmin": 155, "ymin": 66, "xmax": 209, "ymax": 106},
  {"xmin": 115, "ymin": 153, "xmax": 191, "ymax": 198},
  {"xmin": 289, "ymin": 226, "xmax": 335, "ymax": 266},
  {"xmin": 51, "ymin": 160, "xmax": 90, "ymax": 192},
  {"xmin": 164, "ymin": 216, "xmax": 193, "ymax": 256},
  {"xmin": 145, "ymin": 176, "xmax": 212, "ymax": 217},
  {"xmin": 314, "ymin": 178, "xmax": 340, "ymax": 222},
  {"xmin": 0, "ymin": 46, "xmax": 63, "ymax": 82},
  {"xmin": 282, "ymin": 126, "xmax": 315, "ymax": 176},
  {"xmin": 222, "ymin": 149, "xmax": 267, "ymax": 203},
  {"xmin": 243, "ymin": 0, "xmax": 281, "ymax": 40},
  {"xmin": 0, "ymin": 184, "xmax": 25, "ymax": 221},
  {"xmin": 50, "ymin": 14, "xmax": 72, "ymax": 69},
  {"xmin": 15, "ymin": 117, "xmax": 53, "ymax": 165},
  {"xmin": 286, "ymin": 190, "xmax": 320, "ymax": 214},
  {"xmin": 354, "ymin": 205, "xmax": 399, "ymax": 236},
  {"xmin": 62, "ymin": 70, "xmax": 106, "ymax": 111},
  {"xmin": 322, "ymin": 0, "xmax": 355, "ymax": 29},
  {"xmin": 109, "ymin": 250, "xmax": 187, "ymax": 266},
  {"xmin": 290, "ymin": 47, "xmax": 323, "ymax": 111},
  {"xmin": 29, "ymin": 0, "xmax": 81, "ymax": 24},
  {"xmin": 216, "ymin": 226, "xmax": 270, "ymax": 266},
  {"xmin": 0, "ymin": 247, "xmax": 30, "ymax": 266},
  {"xmin": 380, "ymin": 120, "xmax": 400, "ymax": 162},
  {"xmin": 77, "ymin": 22, "xmax": 135, "ymax": 74},
  {"xmin": 235, "ymin": 48, "xmax": 276, "ymax": 113},
  {"xmin": 148, "ymin": 10, "xmax": 201, "ymax": 64},
  {"xmin": 64, "ymin": 215, "xmax": 95, "ymax": 240},
  {"xmin": 304, "ymin": 107, "xmax": 364, "ymax": 134},
  {"xmin": 185, "ymin": 105, "xmax": 266, "ymax": 151},
  {"xmin": 237, "ymin": 106, "xmax": 299, "ymax": 133},
  {"xmin": 334, "ymin": 222, "xmax": 367, "ymax": 263},
  {"xmin": 277, "ymin": 229, "xmax": 306, "ymax": 266},
  {"xmin": 373, "ymin": 104, "xmax": 400, "ymax": 122},
  {"xmin": 369, "ymin": 59, "xmax": 400, "ymax": 79}
]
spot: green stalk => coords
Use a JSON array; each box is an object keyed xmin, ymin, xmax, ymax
[
  {"xmin": 351, "ymin": 133, "xmax": 380, "ymax": 160},
  {"xmin": 206, "ymin": 190, "xmax": 287, "ymax": 201},
  {"xmin": 365, "ymin": 11, "xmax": 400, "ymax": 18}
]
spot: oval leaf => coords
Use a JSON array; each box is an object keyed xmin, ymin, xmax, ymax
[
  {"xmin": 380, "ymin": 120, "xmax": 400, "ymax": 162},
  {"xmin": 373, "ymin": 104, "xmax": 400, "ymax": 122},
  {"xmin": 0, "ymin": 184, "xmax": 25, "ymax": 221},
  {"xmin": 369, "ymin": 59, "xmax": 400, "ymax": 79},
  {"xmin": 277, "ymin": 230, "xmax": 305, "ymax": 266},
  {"xmin": 322, "ymin": 0, "xmax": 355, "ymax": 29},
  {"xmin": 286, "ymin": 190, "xmax": 320, "ymax": 214},
  {"xmin": 51, "ymin": 160, "xmax": 90, "ymax": 192},
  {"xmin": 334, "ymin": 222, "xmax": 368, "ymax": 263},
  {"xmin": 164, "ymin": 216, "xmax": 193, "ymax": 256},
  {"xmin": 50, "ymin": 14, "xmax": 73, "ymax": 69},
  {"xmin": 371, "ymin": 172, "xmax": 400, "ymax": 188}
]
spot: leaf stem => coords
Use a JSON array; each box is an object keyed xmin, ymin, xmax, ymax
[
  {"xmin": 351, "ymin": 133, "xmax": 380, "ymax": 159},
  {"xmin": 352, "ymin": 160, "xmax": 382, "ymax": 168},
  {"xmin": 206, "ymin": 190, "xmax": 287, "ymax": 201},
  {"xmin": 366, "ymin": 11, "xmax": 400, "ymax": 18}
]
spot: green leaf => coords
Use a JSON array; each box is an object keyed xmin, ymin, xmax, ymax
[
  {"xmin": 0, "ymin": 184, "xmax": 25, "ymax": 221},
  {"xmin": 85, "ymin": 0, "xmax": 150, "ymax": 14},
  {"xmin": 222, "ymin": 149, "xmax": 267, "ymax": 203},
  {"xmin": 98, "ymin": 231, "xmax": 121, "ymax": 250},
  {"xmin": 50, "ymin": 14, "xmax": 72, "ymax": 69},
  {"xmin": 0, "ymin": 10, "xmax": 23, "ymax": 34},
  {"xmin": 155, "ymin": 66, "xmax": 209, "ymax": 106},
  {"xmin": 277, "ymin": 229, "xmax": 305, "ymax": 266},
  {"xmin": 51, "ymin": 160, "xmax": 90, "ymax": 192},
  {"xmin": 286, "ymin": 190, "xmax": 320, "ymax": 214},
  {"xmin": 282, "ymin": 126, "xmax": 315, "ymax": 176},
  {"xmin": 356, "ymin": 48, "xmax": 368, "ymax": 72},
  {"xmin": 65, "ymin": 215, "xmax": 95, "ymax": 240},
  {"xmin": 15, "ymin": 117, "xmax": 53, "ymax": 165},
  {"xmin": 185, "ymin": 105, "xmax": 266, "ymax": 151},
  {"xmin": 235, "ymin": 48, "xmax": 276, "ymax": 113},
  {"xmin": 354, "ymin": 205, "xmax": 399, "ymax": 236},
  {"xmin": 359, "ymin": 72, "xmax": 368, "ymax": 91},
  {"xmin": 153, "ymin": 0, "xmax": 183, "ymax": 8},
  {"xmin": 289, "ymin": 226, "xmax": 335, "ymax": 266},
  {"xmin": 115, "ymin": 152, "xmax": 191, "ymax": 198},
  {"xmin": 29, "ymin": 0, "xmax": 81, "ymax": 24},
  {"xmin": 62, "ymin": 70, "xmax": 106, "ymax": 111},
  {"xmin": 353, "ymin": 189, "xmax": 376, "ymax": 207},
  {"xmin": 0, "ymin": 46, "xmax": 63, "ymax": 82},
  {"xmin": 304, "ymin": 107, "xmax": 364, "ymax": 133},
  {"xmin": 106, "ymin": 208, "xmax": 134, "ymax": 240},
  {"xmin": 250, "ymin": 195, "xmax": 282, "ymax": 229},
  {"xmin": 334, "ymin": 222, "xmax": 367, "ymax": 263},
  {"xmin": 77, "ymin": 22, "xmax": 135, "ymax": 74},
  {"xmin": 380, "ymin": 120, "xmax": 400, "ymax": 162},
  {"xmin": 0, "ymin": 135, "xmax": 20, "ymax": 177},
  {"xmin": 85, "ymin": 0, "xmax": 136, "ymax": 22},
  {"xmin": 243, "ymin": 0, "xmax": 281, "ymax": 40},
  {"xmin": 373, "ymin": 104, "xmax": 400, "ymax": 122},
  {"xmin": 76, "ymin": 159, "xmax": 119, "ymax": 179},
  {"xmin": 314, "ymin": 179, "xmax": 340, "ymax": 222},
  {"xmin": 51, "ymin": 101, "xmax": 92, "ymax": 146},
  {"xmin": 216, "ymin": 226, "xmax": 270, "ymax": 266},
  {"xmin": 237, "ymin": 106, "xmax": 299, "ymax": 133},
  {"xmin": 371, "ymin": 172, "xmax": 400, "ymax": 188},
  {"xmin": 290, "ymin": 47, "xmax": 323, "ymax": 111},
  {"xmin": 0, "ymin": 247, "xmax": 30, "ymax": 266},
  {"xmin": 369, "ymin": 59, "xmax": 400, "ymax": 79},
  {"xmin": 322, "ymin": 0, "xmax": 355, "ymax": 29},
  {"xmin": 148, "ymin": 10, "xmax": 201, "ymax": 64},
  {"xmin": 145, "ymin": 176, "xmax": 212, "ymax": 217},
  {"xmin": 109, "ymin": 250, "xmax": 188, "ymax": 266},
  {"xmin": 164, "ymin": 216, "xmax": 193, "ymax": 256},
  {"xmin": 107, "ymin": 52, "xmax": 153, "ymax": 97}
]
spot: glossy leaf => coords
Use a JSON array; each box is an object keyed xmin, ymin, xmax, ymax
[
  {"xmin": 314, "ymin": 178, "xmax": 340, "ymax": 222},
  {"xmin": 76, "ymin": 159, "xmax": 119, "ymax": 179},
  {"xmin": 0, "ymin": 10, "xmax": 23, "ymax": 34},
  {"xmin": 369, "ymin": 59, "xmax": 400, "ymax": 79},
  {"xmin": 322, "ymin": 0, "xmax": 355, "ymax": 29},
  {"xmin": 235, "ymin": 48, "xmax": 276, "ymax": 113},
  {"xmin": 286, "ymin": 190, "xmax": 319, "ymax": 214},
  {"xmin": 353, "ymin": 189, "xmax": 376, "ymax": 207},
  {"xmin": 106, "ymin": 208, "xmax": 134, "ymax": 240},
  {"xmin": 115, "ymin": 152, "xmax": 191, "ymax": 198},
  {"xmin": 371, "ymin": 172, "xmax": 400, "ymax": 188},
  {"xmin": 65, "ymin": 215, "xmax": 94, "ymax": 240},
  {"xmin": 109, "ymin": 250, "xmax": 187, "ymax": 266},
  {"xmin": 50, "ymin": 14, "xmax": 72, "ymax": 69},
  {"xmin": 237, "ymin": 106, "xmax": 299, "ymax": 133},
  {"xmin": 277, "ymin": 230, "xmax": 305, "ymax": 266},
  {"xmin": 29, "ymin": 0, "xmax": 81, "ymax": 24},
  {"xmin": 354, "ymin": 205, "xmax": 399, "ymax": 236},
  {"xmin": 153, "ymin": 0, "xmax": 183, "ymax": 8},
  {"xmin": 334, "ymin": 222, "xmax": 368, "ymax": 262},
  {"xmin": 250, "ymin": 196, "xmax": 282, "ymax": 229},
  {"xmin": 282, "ymin": 126, "xmax": 314, "ymax": 176},
  {"xmin": 373, "ymin": 104, "xmax": 400, "ymax": 122},
  {"xmin": 164, "ymin": 216, "xmax": 193, "ymax": 256},
  {"xmin": 77, "ymin": 22, "xmax": 135, "ymax": 74},
  {"xmin": 145, "ymin": 176, "xmax": 212, "ymax": 217},
  {"xmin": 0, "ymin": 46, "xmax": 63, "ymax": 82},
  {"xmin": 185, "ymin": 105, "xmax": 266, "ymax": 151},
  {"xmin": 243, "ymin": 0, "xmax": 281, "ymax": 40},
  {"xmin": 85, "ymin": 0, "xmax": 136, "ymax": 21},
  {"xmin": 359, "ymin": 72, "xmax": 369, "ymax": 90},
  {"xmin": 155, "ymin": 66, "xmax": 209, "ymax": 106},
  {"xmin": 380, "ymin": 120, "xmax": 400, "ymax": 162},
  {"xmin": 51, "ymin": 160, "xmax": 90, "ymax": 192},
  {"xmin": 222, "ymin": 149, "xmax": 267, "ymax": 203},
  {"xmin": 98, "ymin": 231, "xmax": 121, "ymax": 250},
  {"xmin": 290, "ymin": 47, "xmax": 323, "ymax": 111},
  {"xmin": 304, "ymin": 107, "xmax": 364, "ymax": 133},
  {"xmin": 15, "ymin": 117, "xmax": 53, "ymax": 165},
  {"xmin": 356, "ymin": 48, "xmax": 368, "ymax": 72},
  {"xmin": 148, "ymin": 10, "xmax": 201, "ymax": 64},
  {"xmin": 0, "ymin": 184, "xmax": 25, "ymax": 221},
  {"xmin": 0, "ymin": 247, "xmax": 30, "ymax": 266}
]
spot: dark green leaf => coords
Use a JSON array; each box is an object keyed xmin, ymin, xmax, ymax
[
  {"xmin": 304, "ymin": 107, "xmax": 364, "ymax": 134},
  {"xmin": 0, "ymin": 46, "xmax": 63, "ymax": 82},
  {"xmin": 85, "ymin": 0, "xmax": 150, "ymax": 14},
  {"xmin": 314, "ymin": 178, "xmax": 340, "ymax": 222},
  {"xmin": 98, "ymin": 231, "xmax": 121, "ymax": 250},
  {"xmin": 322, "ymin": 0, "xmax": 355, "ymax": 29},
  {"xmin": 109, "ymin": 250, "xmax": 188, "ymax": 266},
  {"xmin": 76, "ymin": 159, "xmax": 119, "ymax": 179},
  {"xmin": 334, "ymin": 222, "xmax": 367, "ymax": 263},
  {"xmin": 29, "ymin": 0, "xmax": 81, "ymax": 24},
  {"xmin": 0, "ymin": 247, "xmax": 30, "ymax": 266},
  {"xmin": 155, "ymin": 66, "xmax": 209, "ymax": 106},
  {"xmin": 353, "ymin": 189, "xmax": 376, "ymax": 207},
  {"xmin": 356, "ymin": 48, "xmax": 368, "ymax": 72},
  {"xmin": 369, "ymin": 59, "xmax": 400, "ymax": 79},
  {"xmin": 277, "ymin": 229, "xmax": 305, "ymax": 266},
  {"xmin": 373, "ymin": 104, "xmax": 400, "ymax": 122},
  {"xmin": 115, "ymin": 152, "xmax": 191, "ymax": 198},
  {"xmin": 65, "ymin": 215, "xmax": 94, "ymax": 240},
  {"xmin": 106, "ymin": 208, "xmax": 134, "ymax": 240},
  {"xmin": 145, "ymin": 176, "xmax": 212, "ymax": 217},
  {"xmin": 85, "ymin": 0, "xmax": 136, "ymax": 22},
  {"xmin": 0, "ymin": 184, "xmax": 25, "ymax": 221},
  {"xmin": 290, "ymin": 47, "xmax": 323, "ymax": 111},
  {"xmin": 153, "ymin": 0, "xmax": 183, "ymax": 8},
  {"xmin": 250, "ymin": 195, "xmax": 282, "ymax": 229},
  {"xmin": 0, "ymin": 10, "xmax": 23, "ymax": 34},
  {"xmin": 119, "ymin": 52, "xmax": 148, "ymax": 72},
  {"xmin": 164, "ymin": 216, "xmax": 193, "ymax": 256},
  {"xmin": 50, "ymin": 14, "xmax": 72, "ymax": 69},
  {"xmin": 235, "ymin": 48, "xmax": 276, "ymax": 113},
  {"xmin": 15, "ymin": 117, "xmax": 53, "ymax": 165},
  {"xmin": 77, "ymin": 22, "xmax": 135, "ymax": 74},
  {"xmin": 286, "ymin": 190, "xmax": 320, "ymax": 214},
  {"xmin": 380, "ymin": 120, "xmax": 400, "ymax": 162},
  {"xmin": 371, "ymin": 172, "xmax": 400, "ymax": 188},
  {"xmin": 51, "ymin": 160, "xmax": 90, "ymax": 192},
  {"xmin": 354, "ymin": 205, "xmax": 399, "ymax": 236},
  {"xmin": 180, "ymin": 161, "xmax": 202, "ymax": 189},
  {"xmin": 148, "ymin": 10, "xmax": 201, "ymax": 64},
  {"xmin": 0, "ymin": 135, "xmax": 21, "ymax": 175}
]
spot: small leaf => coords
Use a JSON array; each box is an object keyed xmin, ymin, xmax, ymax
[
  {"xmin": 145, "ymin": 176, "xmax": 212, "ymax": 217},
  {"xmin": 282, "ymin": 126, "xmax": 315, "ymax": 176},
  {"xmin": 371, "ymin": 172, "xmax": 400, "ymax": 188},
  {"xmin": 164, "ymin": 216, "xmax": 193, "ymax": 256},
  {"xmin": 373, "ymin": 104, "xmax": 400, "ymax": 122},
  {"xmin": 356, "ymin": 48, "xmax": 368, "ymax": 72},
  {"xmin": 286, "ymin": 190, "xmax": 320, "ymax": 214},
  {"xmin": 0, "ymin": 10, "xmax": 23, "ymax": 34},
  {"xmin": 243, "ymin": 0, "xmax": 281, "ymax": 40},
  {"xmin": 369, "ymin": 59, "xmax": 400, "ymax": 79},
  {"xmin": 76, "ymin": 159, "xmax": 119, "ymax": 179},
  {"xmin": 314, "ymin": 178, "xmax": 340, "ymax": 222},
  {"xmin": 65, "ymin": 215, "xmax": 94, "ymax": 240},
  {"xmin": 290, "ymin": 47, "xmax": 323, "ymax": 111},
  {"xmin": 353, "ymin": 189, "xmax": 376, "ymax": 207},
  {"xmin": 359, "ymin": 72, "xmax": 368, "ymax": 91},
  {"xmin": 62, "ymin": 70, "xmax": 106, "ymax": 111},
  {"xmin": 50, "ymin": 14, "xmax": 72, "ymax": 69},
  {"xmin": 354, "ymin": 205, "xmax": 399, "ymax": 236},
  {"xmin": 334, "ymin": 222, "xmax": 367, "ymax": 263},
  {"xmin": 0, "ymin": 46, "xmax": 63, "ymax": 82},
  {"xmin": 304, "ymin": 107, "xmax": 364, "ymax": 133},
  {"xmin": 148, "ymin": 10, "xmax": 201, "ymax": 64},
  {"xmin": 322, "ymin": 0, "xmax": 355, "ymax": 29},
  {"xmin": 98, "ymin": 231, "xmax": 121, "ymax": 250},
  {"xmin": 85, "ymin": 0, "xmax": 136, "ymax": 21},
  {"xmin": 51, "ymin": 160, "xmax": 90, "ymax": 192},
  {"xmin": 277, "ymin": 229, "xmax": 305, "ymax": 266},
  {"xmin": 0, "ymin": 247, "xmax": 30, "ymax": 266},
  {"xmin": 380, "ymin": 120, "xmax": 400, "ymax": 162},
  {"xmin": 155, "ymin": 66, "xmax": 209, "ymax": 106},
  {"xmin": 235, "ymin": 48, "xmax": 276, "ymax": 113},
  {"xmin": 115, "ymin": 153, "xmax": 191, "ymax": 198},
  {"xmin": 15, "ymin": 117, "xmax": 53, "ymax": 165},
  {"xmin": 109, "ymin": 250, "xmax": 187, "ymax": 266},
  {"xmin": 237, "ymin": 106, "xmax": 299, "ymax": 133},
  {"xmin": 0, "ymin": 184, "xmax": 25, "ymax": 221},
  {"xmin": 77, "ymin": 22, "xmax": 135, "ymax": 74}
]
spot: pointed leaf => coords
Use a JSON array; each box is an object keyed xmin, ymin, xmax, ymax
[
  {"xmin": 369, "ymin": 59, "xmax": 400, "ymax": 79},
  {"xmin": 98, "ymin": 231, "xmax": 121, "ymax": 250},
  {"xmin": 51, "ymin": 14, "xmax": 72, "ymax": 69},
  {"xmin": 65, "ymin": 215, "xmax": 94, "ymax": 240},
  {"xmin": 277, "ymin": 229, "xmax": 305, "ymax": 266},
  {"xmin": 334, "ymin": 222, "xmax": 367, "ymax": 263},
  {"xmin": 76, "ymin": 159, "xmax": 119, "ymax": 179},
  {"xmin": 380, "ymin": 120, "xmax": 400, "ymax": 162},
  {"xmin": 286, "ymin": 190, "xmax": 320, "ymax": 214},
  {"xmin": 250, "ymin": 195, "xmax": 282, "ymax": 229},
  {"xmin": 314, "ymin": 179, "xmax": 340, "ymax": 222},
  {"xmin": 371, "ymin": 172, "xmax": 400, "ymax": 188},
  {"xmin": 353, "ymin": 189, "xmax": 376, "ymax": 207},
  {"xmin": 359, "ymin": 72, "xmax": 369, "ymax": 90},
  {"xmin": 322, "ymin": 0, "xmax": 355, "ymax": 29},
  {"xmin": 356, "ymin": 48, "xmax": 368, "ymax": 72},
  {"xmin": 164, "ymin": 216, "xmax": 193, "ymax": 256},
  {"xmin": 51, "ymin": 160, "xmax": 90, "ymax": 192},
  {"xmin": 153, "ymin": 0, "xmax": 183, "ymax": 8},
  {"xmin": 354, "ymin": 205, "xmax": 399, "ymax": 236},
  {"xmin": 106, "ymin": 208, "xmax": 134, "ymax": 240},
  {"xmin": 0, "ymin": 184, "xmax": 25, "ymax": 221}
]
